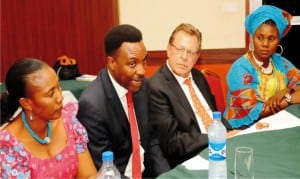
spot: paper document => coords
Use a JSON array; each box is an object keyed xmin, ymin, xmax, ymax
[
  {"xmin": 235, "ymin": 110, "xmax": 300, "ymax": 136},
  {"xmin": 76, "ymin": 74, "xmax": 97, "ymax": 81},
  {"xmin": 182, "ymin": 155, "xmax": 208, "ymax": 170}
]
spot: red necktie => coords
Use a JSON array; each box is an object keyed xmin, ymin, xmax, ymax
[
  {"xmin": 184, "ymin": 78, "xmax": 213, "ymax": 131},
  {"xmin": 126, "ymin": 92, "xmax": 142, "ymax": 179}
]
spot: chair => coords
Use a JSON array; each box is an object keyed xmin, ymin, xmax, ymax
[{"xmin": 201, "ymin": 69, "xmax": 226, "ymax": 113}]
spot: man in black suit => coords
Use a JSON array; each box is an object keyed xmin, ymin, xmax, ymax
[
  {"xmin": 149, "ymin": 23, "xmax": 232, "ymax": 168},
  {"xmin": 77, "ymin": 24, "xmax": 169, "ymax": 178}
]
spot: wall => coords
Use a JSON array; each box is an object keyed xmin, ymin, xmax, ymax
[
  {"xmin": 1, "ymin": 0, "xmax": 119, "ymax": 81},
  {"xmin": 119, "ymin": 0, "xmax": 249, "ymax": 102},
  {"xmin": 2, "ymin": 0, "xmax": 248, "ymax": 93},
  {"xmin": 119, "ymin": 0, "xmax": 246, "ymax": 50}
]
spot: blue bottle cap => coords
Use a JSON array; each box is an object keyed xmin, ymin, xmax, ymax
[
  {"xmin": 102, "ymin": 151, "xmax": 114, "ymax": 162},
  {"xmin": 213, "ymin": 111, "xmax": 221, "ymax": 120}
]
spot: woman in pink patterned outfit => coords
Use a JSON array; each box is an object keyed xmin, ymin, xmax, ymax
[{"xmin": 0, "ymin": 58, "xmax": 97, "ymax": 178}]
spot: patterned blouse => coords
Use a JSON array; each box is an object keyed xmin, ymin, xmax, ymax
[
  {"xmin": 0, "ymin": 102, "xmax": 89, "ymax": 178},
  {"xmin": 224, "ymin": 52, "xmax": 300, "ymax": 129}
]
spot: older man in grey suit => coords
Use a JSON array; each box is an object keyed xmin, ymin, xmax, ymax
[{"xmin": 149, "ymin": 23, "xmax": 232, "ymax": 168}]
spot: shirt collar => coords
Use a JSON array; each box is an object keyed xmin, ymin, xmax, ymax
[
  {"xmin": 107, "ymin": 70, "xmax": 128, "ymax": 98},
  {"xmin": 166, "ymin": 59, "xmax": 192, "ymax": 85}
]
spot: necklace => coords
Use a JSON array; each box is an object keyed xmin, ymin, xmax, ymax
[
  {"xmin": 248, "ymin": 51, "xmax": 273, "ymax": 75},
  {"xmin": 21, "ymin": 111, "xmax": 51, "ymax": 144}
]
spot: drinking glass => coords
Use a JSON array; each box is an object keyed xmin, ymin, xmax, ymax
[{"xmin": 234, "ymin": 147, "xmax": 254, "ymax": 179}]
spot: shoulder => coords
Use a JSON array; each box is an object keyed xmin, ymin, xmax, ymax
[
  {"xmin": 62, "ymin": 103, "xmax": 88, "ymax": 152},
  {"xmin": 149, "ymin": 64, "xmax": 174, "ymax": 87},
  {"xmin": 62, "ymin": 102, "xmax": 78, "ymax": 119},
  {"xmin": 272, "ymin": 53, "xmax": 293, "ymax": 66},
  {"xmin": 228, "ymin": 55, "xmax": 252, "ymax": 74},
  {"xmin": 191, "ymin": 68, "xmax": 205, "ymax": 78},
  {"xmin": 231, "ymin": 55, "xmax": 250, "ymax": 68},
  {"xmin": 78, "ymin": 75, "xmax": 107, "ymax": 107}
]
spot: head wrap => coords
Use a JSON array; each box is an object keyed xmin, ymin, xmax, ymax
[{"xmin": 245, "ymin": 5, "xmax": 293, "ymax": 39}]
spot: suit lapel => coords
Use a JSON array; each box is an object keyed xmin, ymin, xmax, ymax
[
  {"xmin": 101, "ymin": 69, "xmax": 130, "ymax": 131},
  {"xmin": 161, "ymin": 65, "xmax": 197, "ymax": 119},
  {"xmin": 191, "ymin": 69, "xmax": 215, "ymax": 110}
]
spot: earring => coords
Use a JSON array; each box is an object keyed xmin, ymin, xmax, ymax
[
  {"xmin": 30, "ymin": 112, "xmax": 33, "ymax": 121},
  {"xmin": 277, "ymin": 45, "xmax": 283, "ymax": 55},
  {"xmin": 248, "ymin": 37, "xmax": 254, "ymax": 52}
]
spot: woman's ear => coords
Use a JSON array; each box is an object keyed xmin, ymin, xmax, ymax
[{"xmin": 19, "ymin": 98, "xmax": 32, "ymax": 111}]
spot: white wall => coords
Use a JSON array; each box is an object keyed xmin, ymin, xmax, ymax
[{"xmin": 119, "ymin": 0, "xmax": 246, "ymax": 50}]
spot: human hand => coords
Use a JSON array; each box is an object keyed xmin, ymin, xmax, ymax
[{"xmin": 264, "ymin": 88, "xmax": 289, "ymax": 113}]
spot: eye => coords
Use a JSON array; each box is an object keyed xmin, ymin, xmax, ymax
[
  {"xmin": 177, "ymin": 47, "xmax": 185, "ymax": 53},
  {"xmin": 129, "ymin": 61, "xmax": 136, "ymax": 68},
  {"xmin": 47, "ymin": 90, "xmax": 55, "ymax": 97},
  {"xmin": 257, "ymin": 36, "xmax": 263, "ymax": 41},
  {"xmin": 269, "ymin": 36, "xmax": 275, "ymax": 41}
]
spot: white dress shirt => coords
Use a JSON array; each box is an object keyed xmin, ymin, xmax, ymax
[
  {"xmin": 108, "ymin": 71, "xmax": 145, "ymax": 178},
  {"xmin": 166, "ymin": 61, "xmax": 213, "ymax": 133}
]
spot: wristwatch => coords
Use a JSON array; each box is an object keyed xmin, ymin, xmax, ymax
[{"xmin": 285, "ymin": 93, "xmax": 292, "ymax": 105}]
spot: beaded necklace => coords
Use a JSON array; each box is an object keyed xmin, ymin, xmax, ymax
[
  {"xmin": 247, "ymin": 51, "xmax": 273, "ymax": 75},
  {"xmin": 21, "ymin": 111, "xmax": 51, "ymax": 144}
]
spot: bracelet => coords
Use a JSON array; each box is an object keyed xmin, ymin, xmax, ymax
[{"xmin": 285, "ymin": 93, "xmax": 292, "ymax": 105}]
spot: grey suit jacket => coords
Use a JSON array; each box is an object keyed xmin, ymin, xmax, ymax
[
  {"xmin": 149, "ymin": 64, "xmax": 230, "ymax": 168},
  {"xmin": 77, "ymin": 68, "xmax": 169, "ymax": 178}
]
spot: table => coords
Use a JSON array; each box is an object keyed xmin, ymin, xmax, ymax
[
  {"xmin": 158, "ymin": 104, "xmax": 300, "ymax": 178},
  {"xmin": 0, "ymin": 80, "xmax": 90, "ymax": 99},
  {"xmin": 59, "ymin": 80, "xmax": 90, "ymax": 99}
]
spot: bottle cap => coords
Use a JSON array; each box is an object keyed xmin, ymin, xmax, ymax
[
  {"xmin": 212, "ymin": 111, "xmax": 221, "ymax": 120},
  {"xmin": 102, "ymin": 151, "xmax": 114, "ymax": 161}
]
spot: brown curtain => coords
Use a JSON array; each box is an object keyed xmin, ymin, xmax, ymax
[{"xmin": 1, "ymin": 0, "xmax": 119, "ymax": 81}]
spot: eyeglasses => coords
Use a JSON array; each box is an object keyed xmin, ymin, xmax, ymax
[{"xmin": 170, "ymin": 42, "xmax": 199, "ymax": 58}]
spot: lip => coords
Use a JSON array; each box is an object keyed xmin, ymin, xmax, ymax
[
  {"xmin": 56, "ymin": 106, "xmax": 63, "ymax": 113},
  {"xmin": 132, "ymin": 79, "xmax": 143, "ymax": 86},
  {"xmin": 259, "ymin": 50, "xmax": 270, "ymax": 55},
  {"xmin": 177, "ymin": 63, "xmax": 187, "ymax": 69}
]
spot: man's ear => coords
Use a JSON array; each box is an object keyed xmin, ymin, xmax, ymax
[
  {"xmin": 166, "ymin": 43, "xmax": 172, "ymax": 58},
  {"xmin": 19, "ymin": 98, "xmax": 32, "ymax": 111},
  {"xmin": 107, "ymin": 56, "xmax": 116, "ymax": 70}
]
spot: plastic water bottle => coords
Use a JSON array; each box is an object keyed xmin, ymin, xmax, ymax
[
  {"xmin": 96, "ymin": 151, "xmax": 121, "ymax": 179},
  {"xmin": 208, "ymin": 111, "xmax": 227, "ymax": 179}
]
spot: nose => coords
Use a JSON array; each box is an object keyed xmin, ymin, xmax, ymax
[
  {"xmin": 262, "ymin": 39, "xmax": 269, "ymax": 47},
  {"xmin": 181, "ymin": 49, "xmax": 188, "ymax": 59},
  {"xmin": 136, "ymin": 63, "xmax": 146, "ymax": 76},
  {"xmin": 56, "ymin": 89, "xmax": 64, "ymax": 103}
]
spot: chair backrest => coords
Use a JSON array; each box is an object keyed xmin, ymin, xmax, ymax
[{"xmin": 201, "ymin": 69, "xmax": 225, "ymax": 113}]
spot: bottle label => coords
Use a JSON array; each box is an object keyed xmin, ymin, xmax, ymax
[{"xmin": 208, "ymin": 142, "xmax": 226, "ymax": 161}]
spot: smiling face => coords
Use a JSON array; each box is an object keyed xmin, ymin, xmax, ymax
[
  {"xmin": 24, "ymin": 65, "xmax": 64, "ymax": 121},
  {"xmin": 253, "ymin": 23, "xmax": 280, "ymax": 62},
  {"xmin": 167, "ymin": 30, "xmax": 200, "ymax": 78},
  {"xmin": 108, "ymin": 41, "xmax": 147, "ymax": 92}
]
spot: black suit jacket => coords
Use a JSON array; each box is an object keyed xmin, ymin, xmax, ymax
[
  {"xmin": 149, "ymin": 64, "xmax": 230, "ymax": 168},
  {"xmin": 77, "ymin": 68, "xmax": 169, "ymax": 178}
]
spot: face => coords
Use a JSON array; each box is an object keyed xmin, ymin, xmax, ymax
[
  {"xmin": 167, "ymin": 31, "xmax": 200, "ymax": 78},
  {"xmin": 109, "ymin": 41, "xmax": 147, "ymax": 92},
  {"xmin": 253, "ymin": 23, "xmax": 280, "ymax": 61},
  {"xmin": 23, "ymin": 65, "xmax": 64, "ymax": 121}
]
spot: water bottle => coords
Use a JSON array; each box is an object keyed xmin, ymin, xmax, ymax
[
  {"xmin": 96, "ymin": 151, "xmax": 121, "ymax": 179},
  {"xmin": 208, "ymin": 111, "xmax": 227, "ymax": 179}
]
